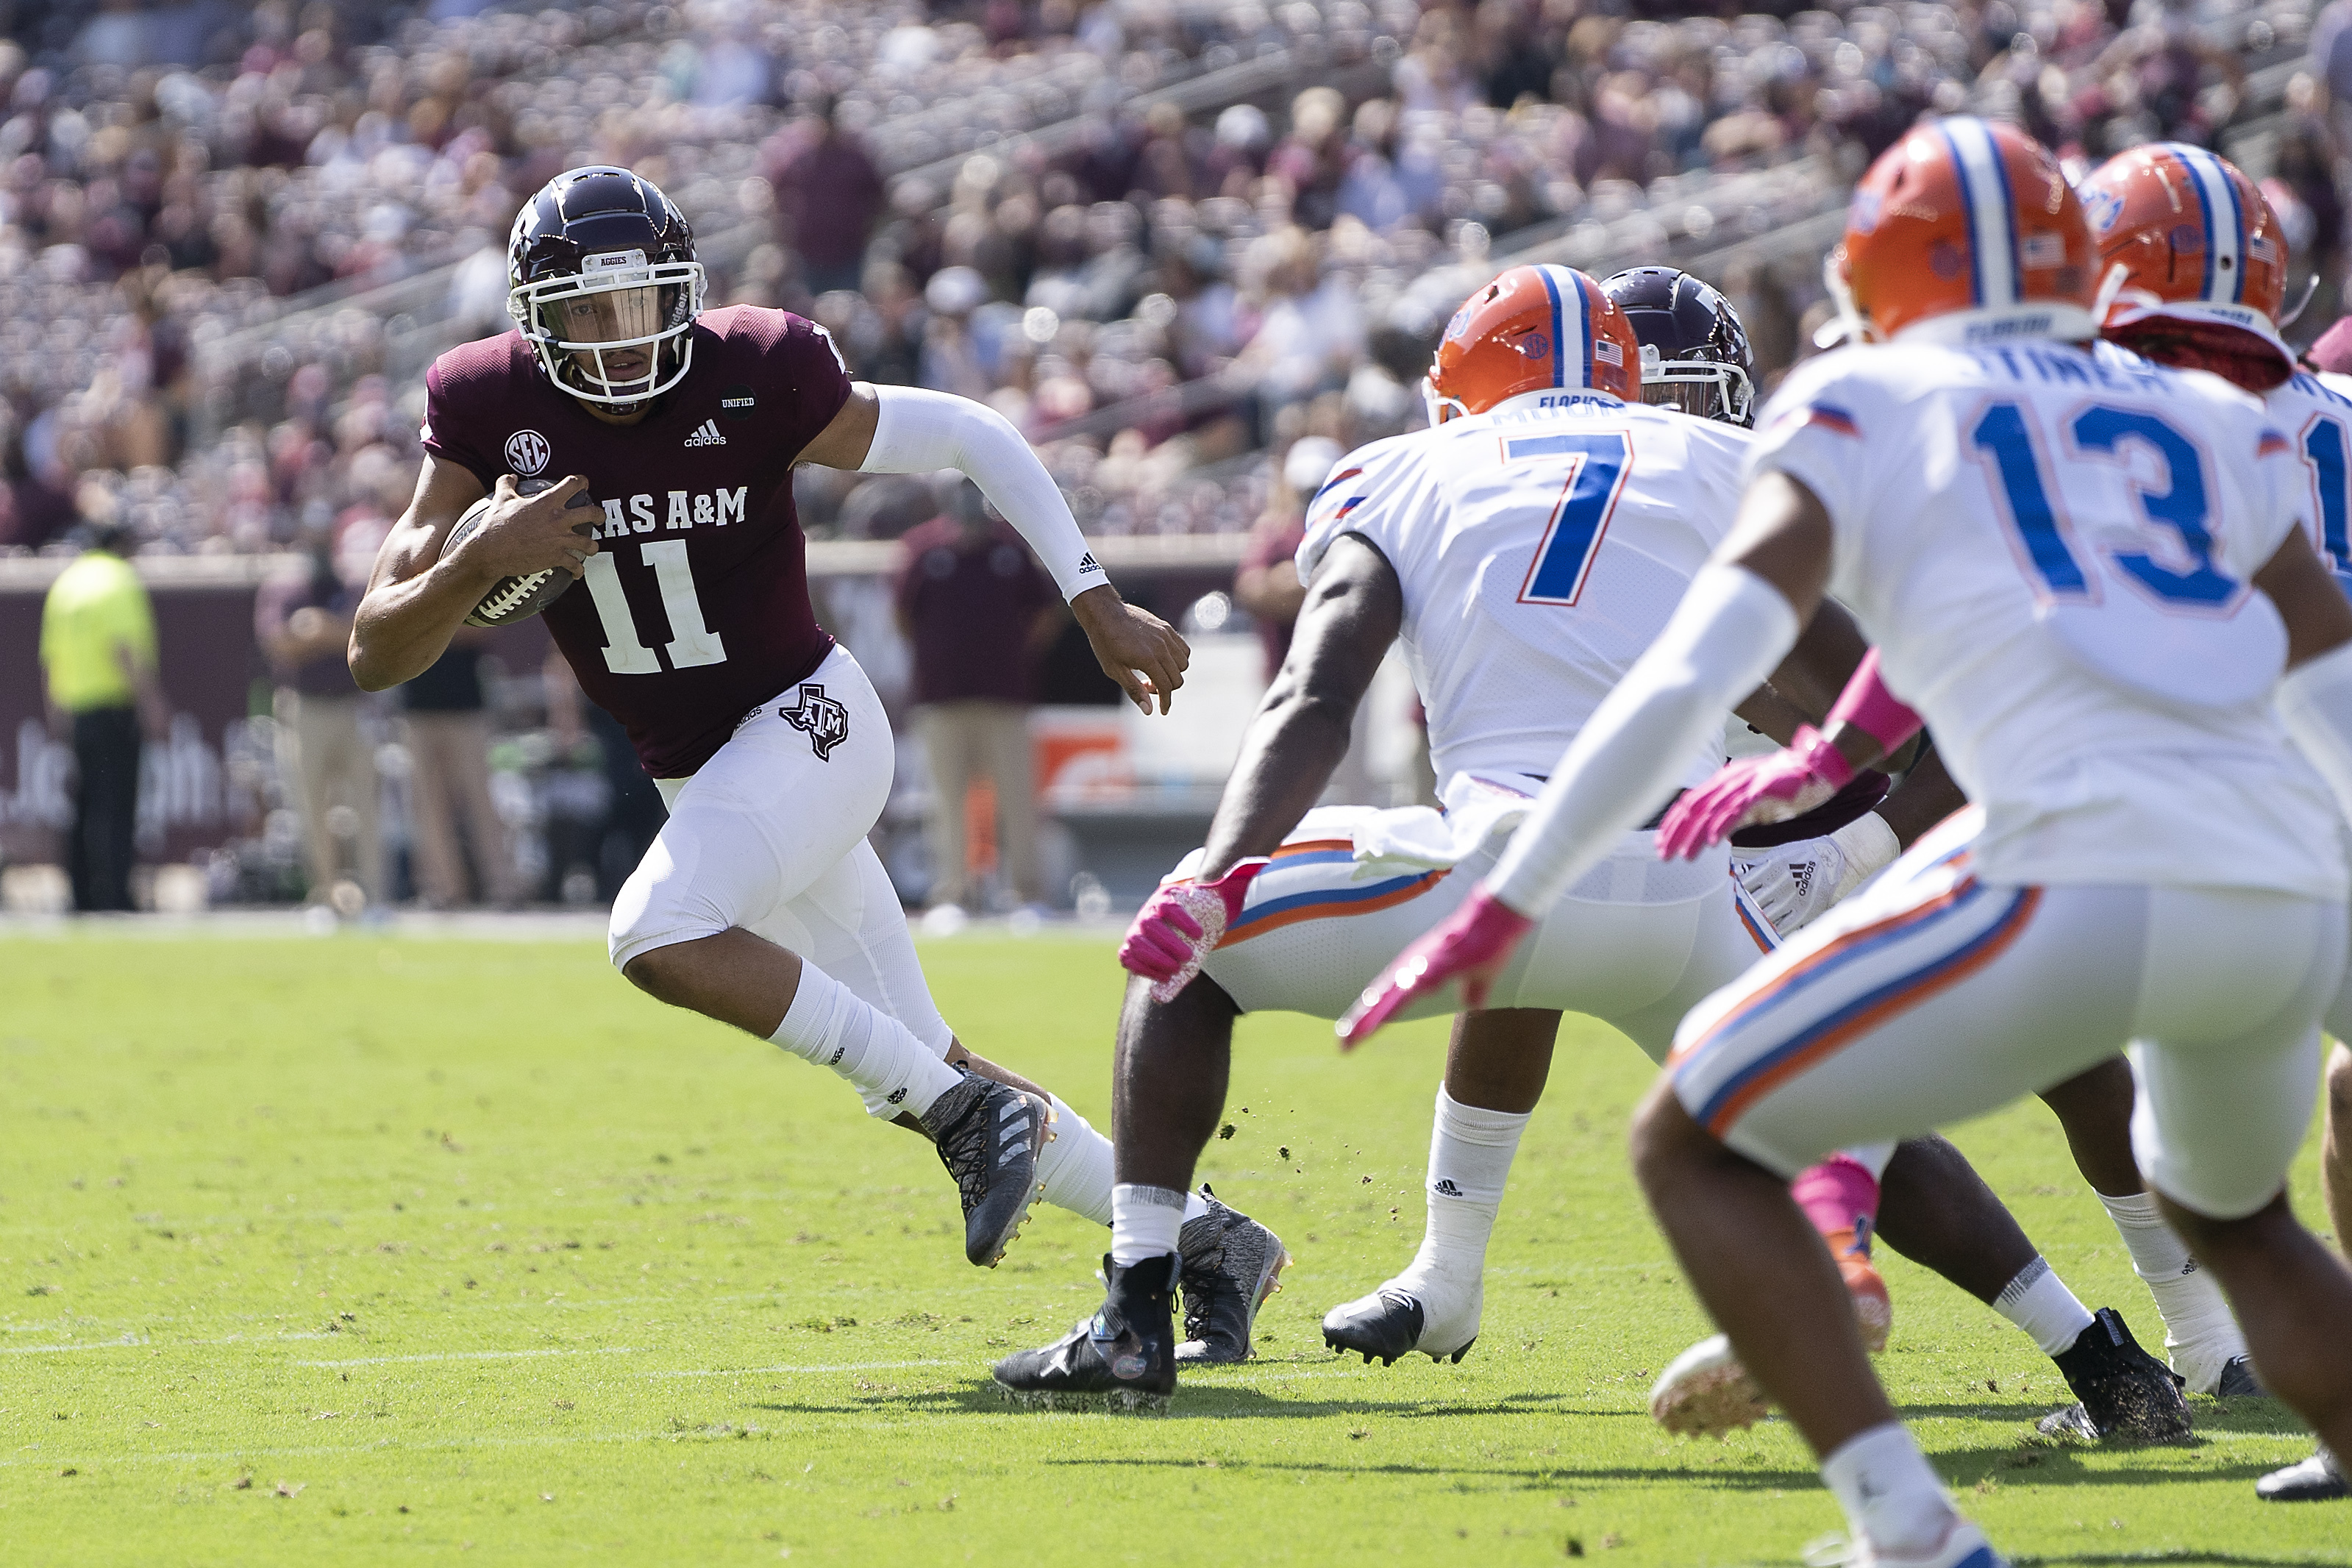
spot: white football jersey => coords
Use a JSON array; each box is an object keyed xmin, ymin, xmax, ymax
[
  {"xmin": 1299, "ymin": 388, "xmax": 1750, "ymax": 791},
  {"xmin": 2264, "ymin": 368, "xmax": 2352, "ymax": 584},
  {"xmin": 1754, "ymin": 338, "xmax": 2342, "ymax": 899}
]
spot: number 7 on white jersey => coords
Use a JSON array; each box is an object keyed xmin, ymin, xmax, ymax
[{"xmin": 1505, "ymin": 431, "xmax": 1633, "ymax": 607}]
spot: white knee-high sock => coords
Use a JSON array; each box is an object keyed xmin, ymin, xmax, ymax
[
  {"xmin": 2099, "ymin": 1190, "xmax": 2246, "ymax": 1392},
  {"xmin": 1992, "ymin": 1255, "xmax": 2096, "ymax": 1355},
  {"xmin": 1035, "ymin": 1094, "xmax": 1116, "ymax": 1226},
  {"xmin": 1397, "ymin": 1086, "xmax": 1530, "ymax": 1297},
  {"xmin": 1111, "ymin": 1183, "xmax": 1186, "ymax": 1265},
  {"xmin": 1820, "ymin": 1424, "xmax": 1959, "ymax": 1559},
  {"xmin": 769, "ymin": 960, "xmax": 963, "ymax": 1120}
]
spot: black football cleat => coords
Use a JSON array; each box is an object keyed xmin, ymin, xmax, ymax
[
  {"xmin": 919, "ymin": 1068, "xmax": 1052, "ymax": 1267},
  {"xmin": 1321, "ymin": 1288, "xmax": 1477, "ymax": 1366},
  {"xmin": 2036, "ymin": 1308, "xmax": 2193, "ymax": 1444},
  {"xmin": 2211, "ymin": 1355, "xmax": 2268, "ymax": 1400},
  {"xmin": 993, "ymin": 1252, "xmax": 1180, "ymax": 1412},
  {"xmin": 2255, "ymin": 1443, "xmax": 2346, "ymax": 1502},
  {"xmin": 1174, "ymin": 1186, "xmax": 1291, "ymax": 1366}
]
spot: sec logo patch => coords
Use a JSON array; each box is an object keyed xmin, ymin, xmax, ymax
[{"xmin": 505, "ymin": 429, "xmax": 551, "ymax": 477}]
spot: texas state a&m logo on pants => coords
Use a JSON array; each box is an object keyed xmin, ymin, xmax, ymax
[
  {"xmin": 505, "ymin": 429, "xmax": 552, "ymax": 477},
  {"xmin": 780, "ymin": 684, "xmax": 851, "ymax": 760}
]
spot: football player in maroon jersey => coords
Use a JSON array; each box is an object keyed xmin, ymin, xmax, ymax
[{"xmin": 349, "ymin": 166, "xmax": 1189, "ymax": 1272}]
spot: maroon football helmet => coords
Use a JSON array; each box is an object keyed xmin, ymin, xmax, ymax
[{"xmin": 507, "ymin": 166, "xmax": 705, "ymax": 407}]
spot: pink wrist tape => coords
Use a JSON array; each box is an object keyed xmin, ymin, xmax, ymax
[{"xmin": 1824, "ymin": 649, "xmax": 1921, "ymax": 761}]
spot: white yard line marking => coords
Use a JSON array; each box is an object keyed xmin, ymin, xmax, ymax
[
  {"xmin": 5, "ymin": 1332, "xmax": 334, "ymax": 1355},
  {"xmin": 643, "ymin": 1359, "xmax": 955, "ymax": 1378},
  {"xmin": 296, "ymin": 1347, "xmax": 642, "ymax": 1367}
]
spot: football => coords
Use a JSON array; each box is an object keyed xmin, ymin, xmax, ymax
[{"xmin": 445, "ymin": 476, "xmax": 600, "ymax": 628}]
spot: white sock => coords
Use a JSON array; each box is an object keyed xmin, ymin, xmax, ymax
[
  {"xmin": 1110, "ymin": 1183, "xmax": 1186, "ymax": 1266},
  {"xmin": 1820, "ymin": 1422, "xmax": 1959, "ymax": 1559},
  {"xmin": 1992, "ymin": 1255, "xmax": 2096, "ymax": 1356},
  {"xmin": 769, "ymin": 961, "xmax": 963, "ymax": 1121},
  {"xmin": 2099, "ymin": 1189, "xmax": 2247, "ymax": 1391},
  {"xmin": 1034, "ymin": 1094, "xmax": 1115, "ymax": 1226},
  {"xmin": 1392, "ymin": 1086, "xmax": 1524, "ymax": 1316}
]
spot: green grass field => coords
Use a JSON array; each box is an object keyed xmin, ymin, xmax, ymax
[{"xmin": 1, "ymin": 927, "xmax": 2342, "ymax": 1567}]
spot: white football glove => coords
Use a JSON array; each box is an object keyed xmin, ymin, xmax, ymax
[{"xmin": 1731, "ymin": 813, "xmax": 1901, "ymax": 936}]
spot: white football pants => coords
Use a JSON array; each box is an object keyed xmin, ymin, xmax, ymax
[
  {"xmin": 608, "ymin": 646, "xmax": 956, "ymax": 1107},
  {"xmin": 1189, "ymin": 802, "xmax": 1778, "ymax": 1063},
  {"xmin": 1671, "ymin": 808, "xmax": 2343, "ymax": 1221}
]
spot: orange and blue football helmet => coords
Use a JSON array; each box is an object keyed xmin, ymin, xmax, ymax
[
  {"xmin": 1425, "ymin": 265, "xmax": 1641, "ymax": 424},
  {"xmin": 1828, "ymin": 116, "xmax": 2097, "ymax": 347},
  {"xmin": 2078, "ymin": 142, "xmax": 2293, "ymax": 389}
]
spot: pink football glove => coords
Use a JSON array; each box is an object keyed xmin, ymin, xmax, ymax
[
  {"xmin": 1658, "ymin": 724, "xmax": 1856, "ymax": 862},
  {"xmin": 1120, "ymin": 860, "xmax": 1268, "ymax": 1003},
  {"xmin": 1663, "ymin": 649, "xmax": 1924, "ymax": 861},
  {"xmin": 1335, "ymin": 887, "xmax": 1535, "ymax": 1050}
]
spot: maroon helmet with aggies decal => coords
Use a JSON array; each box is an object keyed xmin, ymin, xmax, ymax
[{"xmin": 507, "ymin": 165, "xmax": 706, "ymax": 408}]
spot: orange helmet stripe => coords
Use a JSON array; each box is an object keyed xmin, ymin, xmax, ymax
[
  {"xmin": 2160, "ymin": 143, "xmax": 2246, "ymax": 305},
  {"xmin": 1939, "ymin": 118, "xmax": 2020, "ymax": 308},
  {"xmin": 1538, "ymin": 264, "xmax": 1572, "ymax": 387}
]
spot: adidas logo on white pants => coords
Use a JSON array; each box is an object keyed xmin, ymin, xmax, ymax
[{"xmin": 683, "ymin": 419, "xmax": 727, "ymax": 447}]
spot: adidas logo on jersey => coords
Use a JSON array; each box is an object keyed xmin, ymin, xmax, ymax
[{"xmin": 683, "ymin": 418, "xmax": 727, "ymax": 447}]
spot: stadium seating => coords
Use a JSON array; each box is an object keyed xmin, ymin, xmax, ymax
[{"xmin": 0, "ymin": 0, "xmax": 2333, "ymax": 560}]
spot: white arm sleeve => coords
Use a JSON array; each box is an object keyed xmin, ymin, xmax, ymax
[
  {"xmin": 858, "ymin": 385, "xmax": 1109, "ymax": 602},
  {"xmin": 2277, "ymin": 639, "xmax": 2352, "ymax": 822},
  {"xmin": 1486, "ymin": 563, "xmax": 1803, "ymax": 916}
]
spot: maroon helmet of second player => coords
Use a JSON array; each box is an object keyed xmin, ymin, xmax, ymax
[{"xmin": 507, "ymin": 166, "xmax": 705, "ymax": 407}]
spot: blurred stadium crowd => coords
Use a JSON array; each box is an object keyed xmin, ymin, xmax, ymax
[
  {"xmin": 0, "ymin": 0, "xmax": 2335, "ymax": 560},
  {"xmin": 1, "ymin": 0, "xmax": 2347, "ymax": 914}
]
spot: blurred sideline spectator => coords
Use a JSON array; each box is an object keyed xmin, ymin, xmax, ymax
[
  {"xmin": 39, "ymin": 517, "xmax": 166, "ymax": 911},
  {"xmin": 1234, "ymin": 435, "xmax": 1342, "ymax": 683},
  {"xmin": 399, "ymin": 632, "xmax": 516, "ymax": 909},
  {"xmin": 256, "ymin": 524, "xmax": 379, "ymax": 910},
  {"xmin": 1231, "ymin": 434, "xmax": 1381, "ymax": 804},
  {"xmin": 894, "ymin": 475, "xmax": 1058, "ymax": 913},
  {"xmin": 766, "ymin": 93, "xmax": 885, "ymax": 296}
]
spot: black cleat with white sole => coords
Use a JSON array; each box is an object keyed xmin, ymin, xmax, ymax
[
  {"xmin": 2255, "ymin": 1443, "xmax": 2345, "ymax": 1502},
  {"xmin": 993, "ymin": 1252, "xmax": 1180, "ymax": 1411},
  {"xmin": 1175, "ymin": 1186, "xmax": 1291, "ymax": 1366},
  {"xmin": 920, "ymin": 1068, "xmax": 1052, "ymax": 1267},
  {"xmin": 1321, "ymin": 1288, "xmax": 1476, "ymax": 1366},
  {"xmin": 2036, "ymin": 1307, "xmax": 2193, "ymax": 1444}
]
